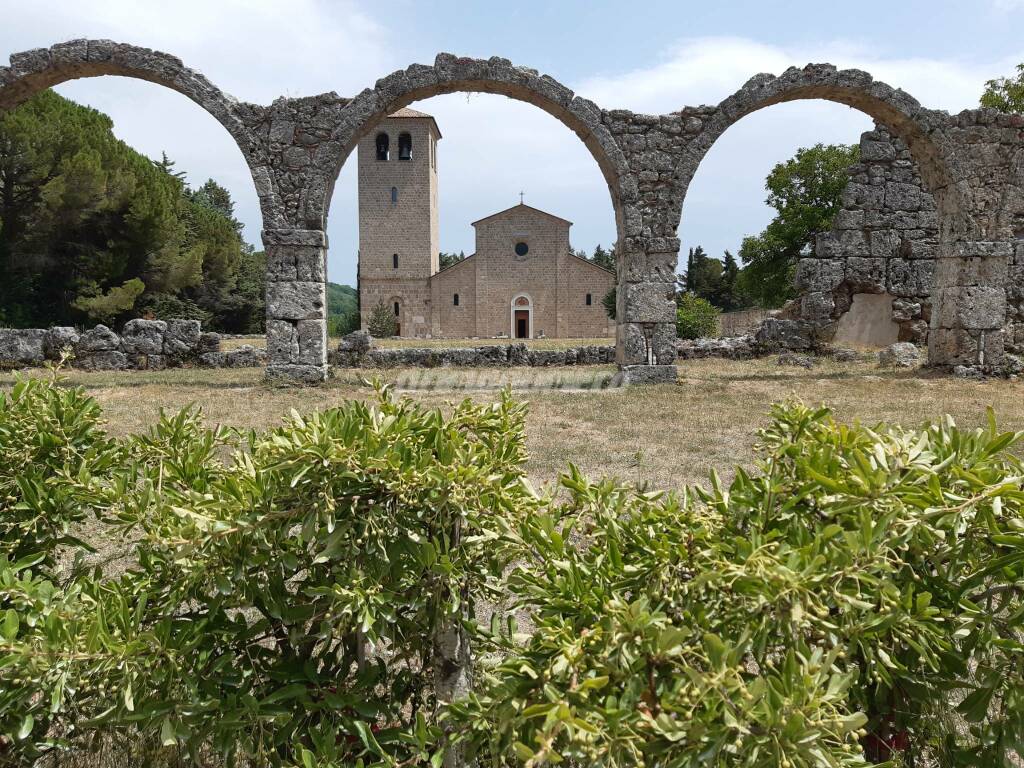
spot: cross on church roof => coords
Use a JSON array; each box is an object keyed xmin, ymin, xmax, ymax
[{"xmin": 519, "ymin": 191, "xmax": 524, "ymax": 204}]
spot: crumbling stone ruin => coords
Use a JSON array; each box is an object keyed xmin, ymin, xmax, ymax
[
  {"xmin": 794, "ymin": 124, "xmax": 1024, "ymax": 361},
  {"xmin": 1, "ymin": 41, "xmax": 1022, "ymax": 382},
  {"xmin": 0, "ymin": 320, "xmax": 266, "ymax": 371}
]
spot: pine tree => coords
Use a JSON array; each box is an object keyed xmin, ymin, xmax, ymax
[{"xmin": 367, "ymin": 300, "xmax": 397, "ymax": 337}]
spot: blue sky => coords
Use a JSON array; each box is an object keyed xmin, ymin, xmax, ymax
[{"xmin": 3, "ymin": 0, "xmax": 1023, "ymax": 285}]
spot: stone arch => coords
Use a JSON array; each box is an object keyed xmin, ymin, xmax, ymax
[
  {"xmin": 677, "ymin": 64, "xmax": 964, "ymax": 228},
  {"xmin": 0, "ymin": 39, "xmax": 278, "ymax": 225},
  {"xmin": 316, "ymin": 54, "xmax": 631, "ymax": 239},
  {"xmin": 671, "ymin": 64, "xmax": 989, "ymax": 367}
]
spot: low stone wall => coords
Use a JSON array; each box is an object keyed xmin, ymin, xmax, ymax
[
  {"xmin": 0, "ymin": 320, "xmax": 267, "ymax": 370},
  {"xmin": 331, "ymin": 339, "xmax": 616, "ymax": 369}
]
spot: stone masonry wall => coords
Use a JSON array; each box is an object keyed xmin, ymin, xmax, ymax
[
  {"xmin": 797, "ymin": 123, "xmax": 1024, "ymax": 356},
  {"xmin": 797, "ymin": 125, "xmax": 939, "ymax": 344},
  {"xmin": 0, "ymin": 320, "xmax": 266, "ymax": 370},
  {"xmin": 4, "ymin": 43, "xmax": 1024, "ymax": 381}
]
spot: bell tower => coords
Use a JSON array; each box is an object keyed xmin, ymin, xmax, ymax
[{"xmin": 357, "ymin": 108, "xmax": 441, "ymax": 336}]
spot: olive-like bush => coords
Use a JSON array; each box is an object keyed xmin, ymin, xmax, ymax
[
  {"xmin": 3, "ymin": 376, "xmax": 1024, "ymax": 767},
  {"xmin": 676, "ymin": 293, "xmax": 720, "ymax": 340}
]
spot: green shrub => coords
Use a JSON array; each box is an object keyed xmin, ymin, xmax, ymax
[
  {"xmin": 0, "ymin": 376, "xmax": 536, "ymax": 766},
  {"xmin": 0, "ymin": 374, "xmax": 119, "ymax": 568},
  {"xmin": 4, "ymin": 376, "xmax": 1024, "ymax": 767},
  {"xmin": 449, "ymin": 403, "xmax": 1024, "ymax": 767},
  {"xmin": 676, "ymin": 292, "xmax": 719, "ymax": 339},
  {"xmin": 367, "ymin": 301, "xmax": 397, "ymax": 338}
]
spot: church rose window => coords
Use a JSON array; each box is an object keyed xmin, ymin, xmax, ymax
[
  {"xmin": 398, "ymin": 132, "xmax": 412, "ymax": 160},
  {"xmin": 376, "ymin": 133, "xmax": 389, "ymax": 161},
  {"xmin": 514, "ymin": 242, "xmax": 529, "ymax": 257}
]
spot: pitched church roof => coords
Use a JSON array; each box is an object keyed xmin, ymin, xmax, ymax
[
  {"xmin": 471, "ymin": 202, "xmax": 573, "ymax": 227},
  {"xmin": 386, "ymin": 107, "xmax": 442, "ymax": 138}
]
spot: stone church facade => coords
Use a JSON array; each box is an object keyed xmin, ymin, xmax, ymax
[{"xmin": 357, "ymin": 109, "xmax": 614, "ymax": 339}]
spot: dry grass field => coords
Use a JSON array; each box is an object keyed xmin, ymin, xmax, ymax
[{"xmin": 4, "ymin": 357, "xmax": 1022, "ymax": 494}]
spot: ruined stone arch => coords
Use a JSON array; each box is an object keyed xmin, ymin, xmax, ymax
[
  {"xmin": 676, "ymin": 64, "xmax": 965, "ymax": 230},
  {"xmin": 0, "ymin": 39, "xmax": 279, "ymax": 226},
  {"xmin": 316, "ymin": 54, "xmax": 632, "ymax": 241}
]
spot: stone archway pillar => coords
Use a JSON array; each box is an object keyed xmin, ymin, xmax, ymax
[
  {"xmin": 263, "ymin": 228, "xmax": 329, "ymax": 383},
  {"xmin": 928, "ymin": 240, "xmax": 1010, "ymax": 369},
  {"xmin": 614, "ymin": 238, "xmax": 679, "ymax": 383}
]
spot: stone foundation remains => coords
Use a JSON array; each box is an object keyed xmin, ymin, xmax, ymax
[{"xmin": 0, "ymin": 320, "xmax": 266, "ymax": 371}]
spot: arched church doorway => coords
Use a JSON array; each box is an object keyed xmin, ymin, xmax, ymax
[{"xmin": 511, "ymin": 294, "xmax": 532, "ymax": 339}]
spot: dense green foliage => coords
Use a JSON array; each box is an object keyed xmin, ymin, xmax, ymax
[
  {"xmin": 683, "ymin": 247, "xmax": 747, "ymax": 312},
  {"xmin": 0, "ymin": 90, "xmax": 263, "ymax": 332},
  {"xmin": 0, "ymin": 374, "xmax": 536, "ymax": 766},
  {"xmin": 675, "ymin": 293, "xmax": 720, "ymax": 339},
  {"xmin": 452, "ymin": 404, "xmax": 1024, "ymax": 767},
  {"xmin": 327, "ymin": 282, "xmax": 359, "ymax": 337},
  {"xmin": 5, "ymin": 368, "xmax": 1024, "ymax": 766},
  {"xmin": 439, "ymin": 251, "xmax": 468, "ymax": 270},
  {"xmin": 981, "ymin": 63, "xmax": 1024, "ymax": 114},
  {"xmin": 737, "ymin": 143, "xmax": 859, "ymax": 308},
  {"xmin": 367, "ymin": 300, "xmax": 398, "ymax": 338}
]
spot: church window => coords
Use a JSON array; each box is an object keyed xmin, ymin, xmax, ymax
[
  {"xmin": 391, "ymin": 186, "xmax": 398, "ymax": 204},
  {"xmin": 394, "ymin": 301, "xmax": 400, "ymax": 316},
  {"xmin": 514, "ymin": 241, "xmax": 529, "ymax": 257},
  {"xmin": 398, "ymin": 132, "xmax": 412, "ymax": 160},
  {"xmin": 454, "ymin": 293, "xmax": 460, "ymax": 306},
  {"xmin": 376, "ymin": 133, "xmax": 389, "ymax": 161},
  {"xmin": 586, "ymin": 293, "xmax": 592, "ymax": 306},
  {"xmin": 393, "ymin": 253, "xmax": 399, "ymax": 269}
]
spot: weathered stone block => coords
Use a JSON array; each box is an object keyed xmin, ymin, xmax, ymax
[
  {"xmin": 754, "ymin": 319, "xmax": 813, "ymax": 351},
  {"xmin": 196, "ymin": 332, "xmax": 221, "ymax": 354},
  {"xmin": 891, "ymin": 298, "xmax": 921, "ymax": 322},
  {"xmin": 619, "ymin": 282, "xmax": 676, "ymax": 323},
  {"xmin": 198, "ymin": 352, "xmax": 226, "ymax": 368},
  {"xmin": 44, "ymin": 327, "xmax": 80, "ymax": 360},
  {"xmin": 614, "ymin": 364, "xmax": 678, "ymax": 385},
  {"xmin": 265, "ymin": 363, "xmax": 329, "ymax": 384},
  {"xmin": 121, "ymin": 319, "xmax": 167, "ymax": 355},
  {"xmin": 267, "ymin": 319, "xmax": 299, "ymax": 363},
  {"xmin": 0, "ymin": 329, "xmax": 46, "ymax": 365},
  {"xmin": 76, "ymin": 325, "xmax": 120, "ymax": 354},
  {"xmin": 888, "ymin": 259, "xmax": 935, "ymax": 297},
  {"xmin": 223, "ymin": 345, "xmax": 268, "ymax": 368},
  {"xmin": 933, "ymin": 255, "xmax": 1008, "ymax": 288},
  {"xmin": 338, "ymin": 330, "xmax": 372, "ymax": 354},
  {"xmin": 801, "ymin": 291, "xmax": 835, "ymax": 323},
  {"xmin": 297, "ymin": 319, "xmax": 327, "ymax": 366},
  {"xmin": 266, "ymin": 281, "xmax": 326, "ymax": 320},
  {"xmin": 845, "ymin": 257, "xmax": 887, "ymax": 291},
  {"xmin": 860, "ymin": 139, "xmax": 896, "ymax": 162},
  {"xmin": 163, "ymin": 319, "xmax": 202, "ymax": 358},
  {"xmin": 795, "ymin": 258, "xmax": 845, "ymax": 292},
  {"xmin": 934, "ymin": 286, "xmax": 1006, "ymax": 330},
  {"xmin": 878, "ymin": 342, "xmax": 919, "ymax": 368},
  {"xmin": 75, "ymin": 351, "xmax": 129, "ymax": 371}
]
